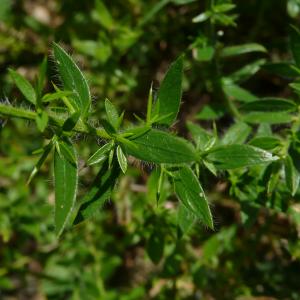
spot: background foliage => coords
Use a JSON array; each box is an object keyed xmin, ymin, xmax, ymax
[{"xmin": 1, "ymin": 0, "xmax": 300, "ymax": 299}]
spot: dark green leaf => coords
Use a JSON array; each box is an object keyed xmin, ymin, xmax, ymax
[
  {"xmin": 52, "ymin": 42, "xmax": 91, "ymax": 117},
  {"xmin": 147, "ymin": 230, "xmax": 164, "ymax": 264},
  {"xmin": 220, "ymin": 43, "xmax": 266, "ymax": 57},
  {"xmin": 228, "ymin": 59, "xmax": 266, "ymax": 83},
  {"xmin": 87, "ymin": 141, "xmax": 114, "ymax": 166},
  {"xmin": 9, "ymin": 69, "xmax": 37, "ymax": 105},
  {"xmin": 154, "ymin": 56, "xmax": 183, "ymax": 126},
  {"xmin": 116, "ymin": 145, "xmax": 127, "ymax": 173},
  {"xmin": 241, "ymin": 98, "xmax": 297, "ymax": 112},
  {"xmin": 62, "ymin": 112, "xmax": 81, "ymax": 132},
  {"xmin": 263, "ymin": 62, "xmax": 300, "ymax": 78},
  {"xmin": 27, "ymin": 141, "xmax": 53, "ymax": 184},
  {"xmin": 54, "ymin": 141, "xmax": 78, "ymax": 236},
  {"xmin": 124, "ymin": 129, "xmax": 197, "ymax": 164},
  {"xmin": 205, "ymin": 144, "xmax": 278, "ymax": 170},
  {"xmin": 74, "ymin": 160, "xmax": 120, "ymax": 224},
  {"xmin": 173, "ymin": 165, "xmax": 213, "ymax": 229},
  {"xmin": 285, "ymin": 155, "xmax": 299, "ymax": 196},
  {"xmin": 248, "ymin": 136, "xmax": 281, "ymax": 150}
]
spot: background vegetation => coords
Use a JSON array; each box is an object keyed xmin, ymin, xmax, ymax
[{"xmin": 1, "ymin": 0, "xmax": 300, "ymax": 299}]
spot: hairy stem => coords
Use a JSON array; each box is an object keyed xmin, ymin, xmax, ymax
[{"xmin": 0, "ymin": 103, "xmax": 110, "ymax": 139}]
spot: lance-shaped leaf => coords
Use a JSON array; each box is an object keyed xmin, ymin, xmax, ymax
[
  {"xmin": 87, "ymin": 141, "xmax": 114, "ymax": 166},
  {"xmin": 284, "ymin": 155, "xmax": 299, "ymax": 196},
  {"xmin": 173, "ymin": 165, "xmax": 213, "ymax": 229},
  {"xmin": 124, "ymin": 129, "xmax": 197, "ymax": 164},
  {"xmin": 241, "ymin": 98, "xmax": 297, "ymax": 113},
  {"xmin": 177, "ymin": 204, "xmax": 196, "ymax": 237},
  {"xmin": 248, "ymin": 136, "xmax": 281, "ymax": 150},
  {"xmin": 220, "ymin": 43, "xmax": 266, "ymax": 57},
  {"xmin": 221, "ymin": 122, "xmax": 251, "ymax": 145},
  {"xmin": 27, "ymin": 141, "xmax": 53, "ymax": 185},
  {"xmin": 52, "ymin": 42, "xmax": 91, "ymax": 117},
  {"xmin": 116, "ymin": 145, "xmax": 127, "ymax": 173},
  {"xmin": 54, "ymin": 140, "xmax": 78, "ymax": 236},
  {"xmin": 9, "ymin": 69, "xmax": 37, "ymax": 105},
  {"xmin": 205, "ymin": 144, "xmax": 278, "ymax": 170},
  {"xmin": 105, "ymin": 99, "xmax": 119, "ymax": 130},
  {"xmin": 153, "ymin": 55, "xmax": 183, "ymax": 126},
  {"xmin": 74, "ymin": 160, "xmax": 120, "ymax": 224},
  {"xmin": 243, "ymin": 112, "xmax": 293, "ymax": 124}
]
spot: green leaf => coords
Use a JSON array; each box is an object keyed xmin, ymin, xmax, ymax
[
  {"xmin": 57, "ymin": 140, "xmax": 77, "ymax": 166},
  {"xmin": 192, "ymin": 11, "xmax": 211, "ymax": 23},
  {"xmin": 87, "ymin": 141, "xmax": 114, "ymax": 166},
  {"xmin": 194, "ymin": 46, "xmax": 215, "ymax": 62},
  {"xmin": 54, "ymin": 140, "xmax": 78, "ymax": 236},
  {"xmin": 27, "ymin": 141, "xmax": 53, "ymax": 185},
  {"xmin": 241, "ymin": 98, "xmax": 297, "ymax": 113},
  {"xmin": 197, "ymin": 104, "xmax": 225, "ymax": 120},
  {"xmin": 222, "ymin": 80, "xmax": 256, "ymax": 103},
  {"xmin": 213, "ymin": 3, "xmax": 236, "ymax": 13},
  {"xmin": 74, "ymin": 160, "xmax": 120, "ymax": 224},
  {"xmin": 35, "ymin": 110, "xmax": 48, "ymax": 132},
  {"xmin": 263, "ymin": 62, "xmax": 300, "ymax": 78},
  {"xmin": 42, "ymin": 91, "xmax": 74, "ymax": 103},
  {"xmin": 147, "ymin": 229, "xmax": 164, "ymax": 264},
  {"xmin": 284, "ymin": 155, "xmax": 299, "ymax": 196},
  {"xmin": 243, "ymin": 112, "xmax": 293, "ymax": 124},
  {"xmin": 173, "ymin": 165, "xmax": 213, "ymax": 229},
  {"xmin": 154, "ymin": 56, "xmax": 183, "ymax": 126},
  {"xmin": 9, "ymin": 69, "xmax": 37, "ymax": 105},
  {"xmin": 177, "ymin": 204, "xmax": 196, "ymax": 237},
  {"xmin": 220, "ymin": 43, "xmax": 266, "ymax": 58},
  {"xmin": 228, "ymin": 59, "xmax": 266, "ymax": 83},
  {"xmin": 186, "ymin": 121, "xmax": 214, "ymax": 150},
  {"xmin": 221, "ymin": 122, "xmax": 251, "ymax": 145},
  {"xmin": 105, "ymin": 99, "xmax": 119, "ymax": 130},
  {"xmin": 52, "ymin": 42, "xmax": 91, "ymax": 118},
  {"xmin": 92, "ymin": 0, "xmax": 114, "ymax": 30},
  {"xmin": 248, "ymin": 136, "xmax": 281, "ymax": 150},
  {"xmin": 116, "ymin": 145, "xmax": 127, "ymax": 173},
  {"xmin": 62, "ymin": 111, "xmax": 81, "ymax": 132},
  {"xmin": 205, "ymin": 144, "xmax": 278, "ymax": 170},
  {"xmin": 290, "ymin": 25, "xmax": 300, "ymax": 67},
  {"xmin": 124, "ymin": 129, "xmax": 197, "ymax": 164}
]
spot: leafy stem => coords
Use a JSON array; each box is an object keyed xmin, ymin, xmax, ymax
[{"xmin": 0, "ymin": 103, "xmax": 110, "ymax": 139}]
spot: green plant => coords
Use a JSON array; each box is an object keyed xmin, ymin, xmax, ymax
[
  {"xmin": 2, "ymin": 36, "xmax": 294, "ymax": 238},
  {"xmin": 2, "ymin": 1, "xmax": 300, "ymax": 299}
]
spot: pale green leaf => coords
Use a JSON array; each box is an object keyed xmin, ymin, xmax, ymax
[{"xmin": 9, "ymin": 69, "xmax": 37, "ymax": 105}]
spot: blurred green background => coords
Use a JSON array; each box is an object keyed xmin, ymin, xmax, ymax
[{"xmin": 1, "ymin": 0, "xmax": 300, "ymax": 299}]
